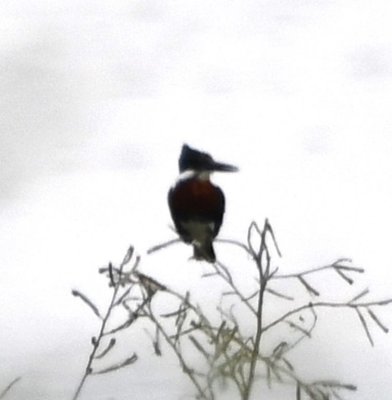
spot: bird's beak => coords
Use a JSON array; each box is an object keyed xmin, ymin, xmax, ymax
[{"xmin": 209, "ymin": 161, "xmax": 239, "ymax": 172}]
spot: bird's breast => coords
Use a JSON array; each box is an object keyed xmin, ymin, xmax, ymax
[{"xmin": 169, "ymin": 178, "xmax": 224, "ymax": 220}]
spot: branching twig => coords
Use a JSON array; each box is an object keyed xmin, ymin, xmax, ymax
[
  {"xmin": 72, "ymin": 246, "xmax": 139, "ymax": 400},
  {"xmin": 272, "ymin": 260, "xmax": 363, "ymax": 280},
  {"xmin": 261, "ymin": 299, "xmax": 392, "ymax": 335},
  {"xmin": 144, "ymin": 301, "xmax": 212, "ymax": 400},
  {"xmin": 243, "ymin": 219, "xmax": 272, "ymax": 400},
  {"xmin": 211, "ymin": 261, "xmax": 257, "ymax": 316},
  {"xmin": 73, "ymin": 220, "xmax": 392, "ymax": 400}
]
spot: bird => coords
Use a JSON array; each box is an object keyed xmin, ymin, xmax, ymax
[{"xmin": 168, "ymin": 144, "xmax": 238, "ymax": 262}]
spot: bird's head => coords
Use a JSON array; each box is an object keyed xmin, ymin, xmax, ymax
[{"xmin": 179, "ymin": 144, "xmax": 238, "ymax": 174}]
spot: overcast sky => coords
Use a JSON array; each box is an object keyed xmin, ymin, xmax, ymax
[{"xmin": 1, "ymin": 1, "xmax": 392, "ymax": 399}]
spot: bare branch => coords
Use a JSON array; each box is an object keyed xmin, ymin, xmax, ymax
[
  {"xmin": 91, "ymin": 354, "xmax": 138, "ymax": 375},
  {"xmin": 334, "ymin": 268, "xmax": 354, "ymax": 285},
  {"xmin": 273, "ymin": 261, "xmax": 363, "ymax": 280},
  {"xmin": 143, "ymin": 301, "xmax": 211, "ymax": 399},
  {"xmin": 262, "ymin": 299, "xmax": 392, "ymax": 334},
  {"xmin": 0, "ymin": 377, "xmax": 21, "ymax": 399},
  {"xmin": 285, "ymin": 320, "xmax": 312, "ymax": 338},
  {"xmin": 247, "ymin": 221, "xmax": 259, "ymax": 261},
  {"xmin": 355, "ymin": 308, "xmax": 374, "ymax": 346},
  {"xmin": 72, "ymin": 290, "xmax": 102, "ymax": 319},
  {"xmin": 243, "ymin": 218, "xmax": 271, "ymax": 400},
  {"xmin": 296, "ymin": 383, "xmax": 301, "ymax": 400},
  {"xmin": 367, "ymin": 308, "xmax": 389, "ymax": 333},
  {"xmin": 189, "ymin": 335, "xmax": 211, "ymax": 361},
  {"xmin": 265, "ymin": 287, "xmax": 294, "ymax": 301},
  {"xmin": 108, "ymin": 262, "xmax": 115, "ymax": 287},
  {"xmin": 349, "ymin": 288, "xmax": 369, "ymax": 304},
  {"xmin": 121, "ymin": 245, "xmax": 135, "ymax": 266},
  {"xmin": 312, "ymin": 380, "xmax": 357, "ymax": 391},
  {"xmin": 211, "ymin": 261, "xmax": 257, "ymax": 316},
  {"xmin": 135, "ymin": 271, "xmax": 167, "ymax": 296},
  {"xmin": 264, "ymin": 219, "xmax": 282, "ymax": 257},
  {"xmin": 147, "ymin": 238, "xmax": 181, "ymax": 254},
  {"xmin": 95, "ymin": 338, "xmax": 116, "ymax": 359},
  {"xmin": 297, "ymin": 276, "xmax": 320, "ymax": 297}
]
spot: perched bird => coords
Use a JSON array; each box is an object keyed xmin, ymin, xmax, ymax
[{"xmin": 168, "ymin": 144, "xmax": 238, "ymax": 262}]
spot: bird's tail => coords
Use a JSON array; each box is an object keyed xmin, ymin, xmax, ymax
[{"xmin": 193, "ymin": 241, "xmax": 216, "ymax": 263}]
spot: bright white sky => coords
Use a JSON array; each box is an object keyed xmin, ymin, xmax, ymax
[{"xmin": 1, "ymin": 1, "xmax": 392, "ymax": 399}]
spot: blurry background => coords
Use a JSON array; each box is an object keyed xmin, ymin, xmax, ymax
[{"xmin": 1, "ymin": 0, "xmax": 392, "ymax": 399}]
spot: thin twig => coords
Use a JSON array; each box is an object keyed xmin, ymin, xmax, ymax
[
  {"xmin": 147, "ymin": 238, "xmax": 181, "ymax": 254},
  {"xmin": 90, "ymin": 354, "xmax": 138, "ymax": 375},
  {"xmin": 213, "ymin": 261, "xmax": 257, "ymax": 316},
  {"xmin": 95, "ymin": 338, "xmax": 116, "ymax": 359},
  {"xmin": 265, "ymin": 287, "xmax": 294, "ymax": 301},
  {"xmin": 349, "ymin": 288, "xmax": 369, "ymax": 304},
  {"xmin": 71, "ymin": 290, "xmax": 102, "ymax": 319},
  {"xmin": 355, "ymin": 308, "xmax": 374, "ymax": 346},
  {"xmin": 272, "ymin": 262, "xmax": 363, "ymax": 280},
  {"xmin": 367, "ymin": 308, "xmax": 389, "ymax": 333},
  {"xmin": 0, "ymin": 377, "xmax": 21, "ymax": 399},
  {"xmin": 262, "ymin": 299, "xmax": 392, "ymax": 334}
]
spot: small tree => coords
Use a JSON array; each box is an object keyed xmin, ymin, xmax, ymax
[{"xmin": 72, "ymin": 220, "xmax": 391, "ymax": 400}]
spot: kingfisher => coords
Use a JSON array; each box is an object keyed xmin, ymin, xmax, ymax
[{"xmin": 168, "ymin": 144, "xmax": 238, "ymax": 263}]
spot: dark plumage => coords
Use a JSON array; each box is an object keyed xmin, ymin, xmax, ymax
[{"xmin": 168, "ymin": 144, "xmax": 237, "ymax": 262}]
